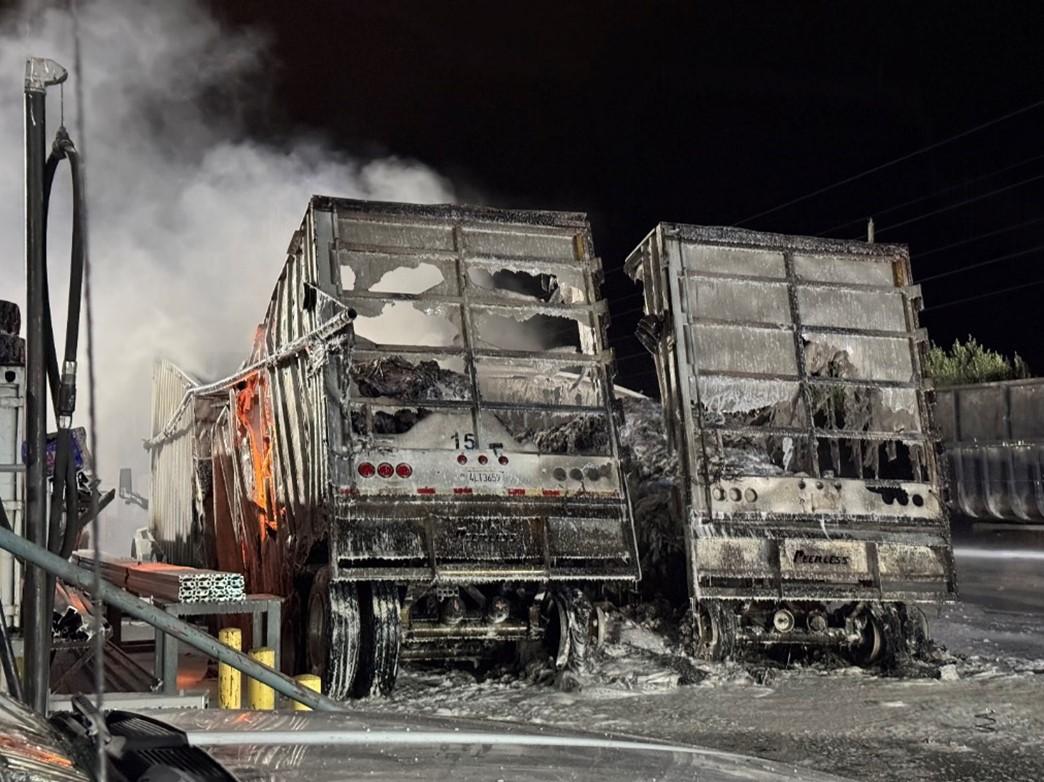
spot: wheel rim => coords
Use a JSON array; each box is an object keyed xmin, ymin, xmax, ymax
[
  {"xmin": 696, "ymin": 604, "xmax": 720, "ymax": 657},
  {"xmin": 544, "ymin": 595, "xmax": 571, "ymax": 668},
  {"xmin": 851, "ymin": 611, "xmax": 883, "ymax": 665},
  {"xmin": 306, "ymin": 579, "xmax": 328, "ymax": 677}
]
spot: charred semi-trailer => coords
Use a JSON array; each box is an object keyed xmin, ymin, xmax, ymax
[
  {"xmin": 625, "ymin": 224, "xmax": 955, "ymax": 664},
  {"xmin": 148, "ymin": 197, "xmax": 639, "ymax": 697}
]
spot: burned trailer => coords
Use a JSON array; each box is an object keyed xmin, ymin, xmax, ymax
[
  {"xmin": 152, "ymin": 197, "xmax": 639, "ymax": 698},
  {"xmin": 624, "ymin": 224, "xmax": 955, "ymax": 664}
]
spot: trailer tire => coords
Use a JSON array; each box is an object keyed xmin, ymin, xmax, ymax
[
  {"xmin": 306, "ymin": 567, "xmax": 360, "ymax": 700},
  {"xmin": 691, "ymin": 600, "xmax": 736, "ymax": 662},
  {"xmin": 849, "ymin": 605, "xmax": 899, "ymax": 668},
  {"xmin": 0, "ymin": 300, "xmax": 18, "ymax": 336},
  {"xmin": 541, "ymin": 588, "xmax": 592, "ymax": 672},
  {"xmin": 352, "ymin": 581, "xmax": 401, "ymax": 698},
  {"xmin": 898, "ymin": 603, "xmax": 931, "ymax": 659},
  {"xmin": 0, "ymin": 334, "xmax": 25, "ymax": 366}
]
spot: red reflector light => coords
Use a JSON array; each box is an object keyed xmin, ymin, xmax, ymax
[
  {"xmin": 417, "ymin": 487, "xmax": 436, "ymax": 495},
  {"xmin": 377, "ymin": 462, "xmax": 394, "ymax": 478},
  {"xmin": 477, "ymin": 454, "xmax": 488, "ymax": 465},
  {"xmin": 498, "ymin": 455, "xmax": 509, "ymax": 465},
  {"xmin": 507, "ymin": 488, "xmax": 525, "ymax": 496},
  {"xmin": 453, "ymin": 487, "xmax": 474, "ymax": 495},
  {"xmin": 357, "ymin": 462, "xmax": 375, "ymax": 478},
  {"xmin": 457, "ymin": 454, "xmax": 468, "ymax": 465},
  {"xmin": 396, "ymin": 463, "xmax": 413, "ymax": 478},
  {"xmin": 542, "ymin": 489, "xmax": 562, "ymax": 497}
]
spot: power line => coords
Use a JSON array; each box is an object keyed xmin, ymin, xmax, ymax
[
  {"xmin": 733, "ymin": 95, "xmax": 1044, "ymax": 226},
  {"xmin": 876, "ymin": 172, "xmax": 1044, "ymax": 235},
  {"xmin": 918, "ymin": 242, "xmax": 1044, "ymax": 283},
  {"xmin": 925, "ymin": 277, "xmax": 1044, "ymax": 311},
  {"xmin": 820, "ymin": 152, "xmax": 1044, "ymax": 236},
  {"xmin": 915, "ymin": 216, "xmax": 1044, "ymax": 259}
]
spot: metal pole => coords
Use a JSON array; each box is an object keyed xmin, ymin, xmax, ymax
[
  {"xmin": 23, "ymin": 58, "xmax": 66, "ymax": 712},
  {"xmin": 0, "ymin": 523, "xmax": 346, "ymax": 712}
]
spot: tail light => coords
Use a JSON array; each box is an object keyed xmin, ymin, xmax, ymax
[
  {"xmin": 357, "ymin": 462, "xmax": 375, "ymax": 478},
  {"xmin": 477, "ymin": 454, "xmax": 488, "ymax": 465},
  {"xmin": 377, "ymin": 462, "xmax": 394, "ymax": 478},
  {"xmin": 396, "ymin": 463, "xmax": 413, "ymax": 478},
  {"xmin": 457, "ymin": 454, "xmax": 468, "ymax": 465},
  {"xmin": 498, "ymin": 455, "xmax": 509, "ymax": 465}
]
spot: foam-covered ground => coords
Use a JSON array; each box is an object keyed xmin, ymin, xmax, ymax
[
  {"xmin": 368, "ymin": 515, "xmax": 1044, "ymax": 782},
  {"xmin": 366, "ymin": 593, "xmax": 1044, "ymax": 782}
]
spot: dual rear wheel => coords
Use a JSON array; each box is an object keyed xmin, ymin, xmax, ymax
[{"xmin": 306, "ymin": 568, "xmax": 401, "ymax": 700}]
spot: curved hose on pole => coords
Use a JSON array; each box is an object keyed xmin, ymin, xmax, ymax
[{"xmin": 39, "ymin": 129, "xmax": 88, "ymax": 630}]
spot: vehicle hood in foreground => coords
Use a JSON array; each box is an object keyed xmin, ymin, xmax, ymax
[{"xmin": 158, "ymin": 708, "xmax": 849, "ymax": 782}]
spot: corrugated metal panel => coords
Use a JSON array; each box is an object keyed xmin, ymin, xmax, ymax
[
  {"xmin": 626, "ymin": 224, "xmax": 953, "ymax": 602},
  {"xmin": 936, "ymin": 377, "xmax": 1044, "ymax": 521},
  {"xmin": 148, "ymin": 360, "xmax": 200, "ymax": 566}
]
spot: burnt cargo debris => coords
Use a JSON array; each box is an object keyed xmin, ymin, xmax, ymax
[
  {"xmin": 624, "ymin": 224, "xmax": 955, "ymax": 666},
  {"xmin": 148, "ymin": 197, "xmax": 639, "ymax": 698}
]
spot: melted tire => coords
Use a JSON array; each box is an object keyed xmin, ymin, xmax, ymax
[
  {"xmin": 542, "ymin": 588, "xmax": 593, "ymax": 672},
  {"xmin": 692, "ymin": 600, "xmax": 736, "ymax": 662},
  {"xmin": 352, "ymin": 581, "xmax": 401, "ymax": 698},
  {"xmin": 898, "ymin": 603, "xmax": 931, "ymax": 659},
  {"xmin": 849, "ymin": 605, "xmax": 900, "ymax": 668}
]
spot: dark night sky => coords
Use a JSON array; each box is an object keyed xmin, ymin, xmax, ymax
[{"xmin": 210, "ymin": 2, "xmax": 1044, "ymax": 397}]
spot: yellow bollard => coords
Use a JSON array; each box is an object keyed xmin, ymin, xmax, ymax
[
  {"xmin": 292, "ymin": 674, "xmax": 321, "ymax": 711},
  {"xmin": 247, "ymin": 647, "xmax": 276, "ymax": 710},
  {"xmin": 217, "ymin": 628, "xmax": 242, "ymax": 709}
]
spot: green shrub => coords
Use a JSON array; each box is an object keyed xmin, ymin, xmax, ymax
[{"xmin": 924, "ymin": 336, "xmax": 1031, "ymax": 387}]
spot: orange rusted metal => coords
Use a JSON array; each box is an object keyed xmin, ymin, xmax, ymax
[{"xmin": 234, "ymin": 371, "xmax": 278, "ymax": 538}]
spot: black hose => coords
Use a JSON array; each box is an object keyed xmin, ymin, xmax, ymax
[
  {"xmin": 56, "ymin": 133, "xmax": 87, "ymax": 561},
  {"xmin": 39, "ymin": 129, "xmax": 88, "ymax": 631}
]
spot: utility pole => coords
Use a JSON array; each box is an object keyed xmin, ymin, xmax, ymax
[
  {"xmin": 867, "ymin": 217, "xmax": 875, "ymax": 244},
  {"xmin": 23, "ymin": 57, "xmax": 68, "ymax": 713}
]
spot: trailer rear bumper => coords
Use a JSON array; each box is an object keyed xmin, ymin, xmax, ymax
[
  {"xmin": 331, "ymin": 499, "xmax": 640, "ymax": 584},
  {"xmin": 691, "ymin": 527, "xmax": 955, "ymax": 603}
]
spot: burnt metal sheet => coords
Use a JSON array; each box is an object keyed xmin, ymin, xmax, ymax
[
  {"xmin": 936, "ymin": 377, "xmax": 1044, "ymax": 521},
  {"xmin": 626, "ymin": 224, "xmax": 954, "ymax": 603},
  {"xmin": 147, "ymin": 360, "xmax": 220, "ymax": 568}
]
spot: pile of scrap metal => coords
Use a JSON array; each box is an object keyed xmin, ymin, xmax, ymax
[
  {"xmin": 52, "ymin": 581, "xmax": 105, "ymax": 642},
  {"xmin": 72, "ymin": 551, "xmax": 245, "ymax": 603}
]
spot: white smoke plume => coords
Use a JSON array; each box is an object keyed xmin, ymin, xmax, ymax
[{"xmin": 0, "ymin": 0, "xmax": 454, "ymax": 551}]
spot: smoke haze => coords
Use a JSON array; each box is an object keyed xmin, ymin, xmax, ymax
[{"xmin": 0, "ymin": 0, "xmax": 454, "ymax": 551}]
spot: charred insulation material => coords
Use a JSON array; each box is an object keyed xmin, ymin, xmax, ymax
[{"xmin": 617, "ymin": 396, "xmax": 686, "ymax": 601}]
